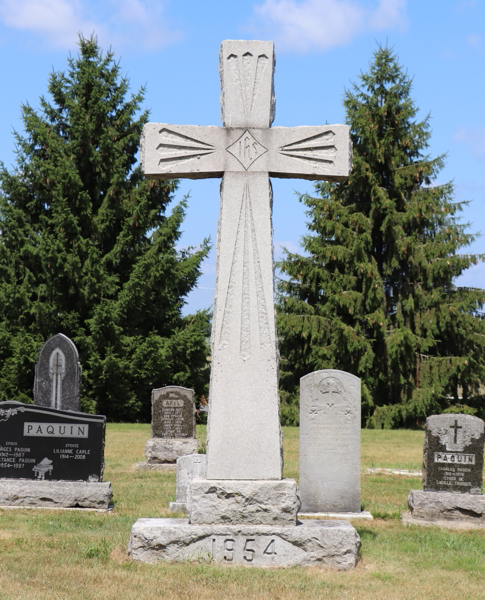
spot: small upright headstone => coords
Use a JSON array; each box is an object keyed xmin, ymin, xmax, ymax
[
  {"xmin": 424, "ymin": 414, "xmax": 484, "ymax": 493},
  {"xmin": 137, "ymin": 386, "xmax": 200, "ymax": 471},
  {"xmin": 152, "ymin": 386, "xmax": 196, "ymax": 439},
  {"xmin": 169, "ymin": 453, "xmax": 207, "ymax": 513},
  {"xmin": 407, "ymin": 414, "xmax": 485, "ymax": 528},
  {"xmin": 300, "ymin": 370, "xmax": 365, "ymax": 515},
  {"xmin": 34, "ymin": 333, "xmax": 81, "ymax": 411}
]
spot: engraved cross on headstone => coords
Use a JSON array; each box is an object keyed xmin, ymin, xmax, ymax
[
  {"xmin": 142, "ymin": 40, "xmax": 351, "ymax": 480},
  {"xmin": 450, "ymin": 419, "xmax": 463, "ymax": 444}
]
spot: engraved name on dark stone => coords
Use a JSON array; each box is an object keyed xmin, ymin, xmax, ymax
[
  {"xmin": 423, "ymin": 414, "xmax": 484, "ymax": 494},
  {"xmin": 151, "ymin": 386, "xmax": 196, "ymax": 439},
  {"xmin": 0, "ymin": 401, "xmax": 106, "ymax": 482},
  {"xmin": 34, "ymin": 333, "xmax": 82, "ymax": 412}
]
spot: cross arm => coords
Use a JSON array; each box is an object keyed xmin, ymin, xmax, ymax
[
  {"xmin": 141, "ymin": 124, "xmax": 226, "ymax": 180},
  {"xmin": 266, "ymin": 125, "xmax": 352, "ymax": 182}
]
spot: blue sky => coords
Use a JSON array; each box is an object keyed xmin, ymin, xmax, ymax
[{"xmin": 0, "ymin": 0, "xmax": 484, "ymax": 314}]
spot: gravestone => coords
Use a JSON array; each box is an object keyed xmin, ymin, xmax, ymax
[
  {"xmin": 0, "ymin": 334, "xmax": 112, "ymax": 510},
  {"xmin": 406, "ymin": 414, "xmax": 485, "ymax": 528},
  {"xmin": 152, "ymin": 386, "xmax": 196, "ymax": 438},
  {"xmin": 169, "ymin": 453, "xmax": 207, "ymax": 513},
  {"xmin": 299, "ymin": 370, "xmax": 370, "ymax": 517},
  {"xmin": 137, "ymin": 386, "xmax": 199, "ymax": 471},
  {"xmin": 130, "ymin": 40, "xmax": 360, "ymax": 569},
  {"xmin": 0, "ymin": 401, "xmax": 112, "ymax": 509},
  {"xmin": 34, "ymin": 333, "xmax": 81, "ymax": 411}
]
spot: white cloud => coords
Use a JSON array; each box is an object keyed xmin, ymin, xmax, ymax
[
  {"xmin": 252, "ymin": 0, "xmax": 408, "ymax": 52},
  {"xmin": 0, "ymin": 0, "xmax": 182, "ymax": 51},
  {"xmin": 454, "ymin": 126, "xmax": 485, "ymax": 157},
  {"xmin": 467, "ymin": 32, "xmax": 484, "ymax": 50}
]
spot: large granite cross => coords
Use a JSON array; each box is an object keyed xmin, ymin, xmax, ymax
[{"xmin": 142, "ymin": 40, "xmax": 351, "ymax": 481}]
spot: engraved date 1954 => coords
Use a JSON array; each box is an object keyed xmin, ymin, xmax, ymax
[{"xmin": 211, "ymin": 537, "xmax": 277, "ymax": 563}]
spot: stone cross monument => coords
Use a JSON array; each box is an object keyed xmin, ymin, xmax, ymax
[
  {"xmin": 131, "ymin": 41, "xmax": 360, "ymax": 568},
  {"xmin": 142, "ymin": 40, "xmax": 351, "ymax": 481}
]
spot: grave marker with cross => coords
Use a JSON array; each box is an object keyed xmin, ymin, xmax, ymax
[{"xmin": 141, "ymin": 40, "xmax": 351, "ymax": 480}]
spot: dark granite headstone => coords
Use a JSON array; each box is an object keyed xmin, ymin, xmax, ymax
[
  {"xmin": 424, "ymin": 414, "xmax": 484, "ymax": 494},
  {"xmin": 34, "ymin": 333, "xmax": 81, "ymax": 411},
  {"xmin": 0, "ymin": 401, "xmax": 106, "ymax": 482},
  {"xmin": 152, "ymin": 386, "xmax": 196, "ymax": 439}
]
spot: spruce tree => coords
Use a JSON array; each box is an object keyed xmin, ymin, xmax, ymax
[
  {"xmin": 0, "ymin": 36, "xmax": 211, "ymax": 421},
  {"xmin": 277, "ymin": 46, "xmax": 485, "ymax": 427}
]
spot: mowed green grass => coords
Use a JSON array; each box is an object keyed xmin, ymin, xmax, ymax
[{"xmin": 0, "ymin": 424, "xmax": 484, "ymax": 600}]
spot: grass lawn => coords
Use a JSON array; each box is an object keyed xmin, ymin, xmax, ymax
[{"xmin": 0, "ymin": 424, "xmax": 484, "ymax": 600}]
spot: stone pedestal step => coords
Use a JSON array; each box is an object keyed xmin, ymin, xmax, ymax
[
  {"xmin": 130, "ymin": 518, "xmax": 361, "ymax": 569},
  {"xmin": 188, "ymin": 478, "xmax": 300, "ymax": 526},
  {"xmin": 0, "ymin": 479, "xmax": 112, "ymax": 510}
]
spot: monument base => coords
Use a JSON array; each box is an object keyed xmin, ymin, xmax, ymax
[
  {"xmin": 299, "ymin": 511, "xmax": 373, "ymax": 520},
  {"xmin": 130, "ymin": 518, "xmax": 361, "ymax": 569},
  {"xmin": 188, "ymin": 478, "xmax": 300, "ymax": 526},
  {"xmin": 169, "ymin": 501, "xmax": 187, "ymax": 513},
  {"xmin": 144, "ymin": 438, "xmax": 200, "ymax": 463},
  {"xmin": 408, "ymin": 490, "xmax": 485, "ymax": 525},
  {"xmin": 0, "ymin": 479, "xmax": 112, "ymax": 510}
]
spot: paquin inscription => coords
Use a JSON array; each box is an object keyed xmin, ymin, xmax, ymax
[
  {"xmin": 435, "ymin": 452, "xmax": 475, "ymax": 464},
  {"xmin": 24, "ymin": 422, "xmax": 89, "ymax": 438},
  {"xmin": 0, "ymin": 401, "xmax": 106, "ymax": 482}
]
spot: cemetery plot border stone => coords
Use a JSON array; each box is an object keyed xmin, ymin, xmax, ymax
[
  {"xmin": 137, "ymin": 387, "xmax": 199, "ymax": 472},
  {"xmin": 130, "ymin": 39, "xmax": 360, "ymax": 569},
  {"xmin": 0, "ymin": 401, "xmax": 112, "ymax": 510},
  {"xmin": 407, "ymin": 414, "xmax": 485, "ymax": 529},
  {"xmin": 34, "ymin": 333, "xmax": 81, "ymax": 412}
]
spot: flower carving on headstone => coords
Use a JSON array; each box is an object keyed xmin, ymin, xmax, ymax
[{"xmin": 0, "ymin": 406, "xmax": 25, "ymax": 422}]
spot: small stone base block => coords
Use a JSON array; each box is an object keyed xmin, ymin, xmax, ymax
[
  {"xmin": 130, "ymin": 518, "xmax": 360, "ymax": 569},
  {"xmin": 136, "ymin": 463, "xmax": 176, "ymax": 472},
  {"xmin": 0, "ymin": 479, "xmax": 112, "ymax": 510},
  {"xmin": 170, "ymin": 502, "xmax": 187, "ymax": 513},
  {"xmin": 408, "ymin": 490, "xmax": 485, "ymax": 524},
  {"xmin": 144, "ymin": 438, "xmax": 200, "ymax": 464},
  {"xmin": 188, "ymin": 478, "xmax": 300, "ymax": 526}
]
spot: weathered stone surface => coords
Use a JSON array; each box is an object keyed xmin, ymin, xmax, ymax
[
  {"xmin": 34, "ymin": 333, "xmax": 81, "ymax": 411},
  {"xmin": 423, "ymin": 414, "xmax": 484, "ymax": 494},
  {"xmin": 207, "ymin": 171, "xmax": 282, "ymax": 480},
  {"xmin": 144, "ymin": 438, "xmax": 200, "ymax": 464},
  {"xmin": 130, "ymin": 518, "xmax": 360, "ymax": 569},
  {"xmin": 151, "ymin": 386, "xmax": 196, "ymax": 439},
  {"xmin": 0, "ymin": 401, "xmax": 106, "ymax": 482},
  {"xmin": 188, "ymin": 478, "xmax": 300, "ymax": 526},
  {"xmin": 300, "ymin": 370, "xmax": 361, "ymax": 513},
  {"xmin": 408, "ymin": 489, "xmax": 485, "ymax": 523},
  {"xmin": 221, "ymin": 40, "xmax": 275, "ymax": 129},
  {"xmin": 141, "ymin": 124, "xmax": 351, "ymax": 182},
  {"xmin": 169, "ymin": 454, "xmax": 207, "ymax": 512},
  {"xmin": 0, "ymin": 479, "xmax": 112, "ymax": 509}
]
